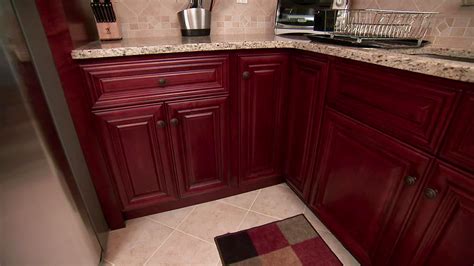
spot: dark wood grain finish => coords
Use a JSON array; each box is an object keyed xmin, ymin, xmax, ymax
[
  {"xmin": 392, "ymin": 162, "xmax": 474, "ymax": 266},
  {"xmin": 81, "ymin": 55, "xmax": 229, "ymax": 109},
  {"xmin": 94, "ymin": 104, "xmax": 178, "ymax": 211},
  {"xmin": 441, "ymin": 92, "xmax": 474, "ymax": 173},
  {"xmin": 285, "ymin": 53, "xmax": 328, "ymax": 199},
  {"xmin": 327, "ymin": 59, "xmax": 459, "ymax": 152},
  {"xmin": 310, "ymin": 109, "xmax": 431, "ymax": 265},
  {"xmin": 167, "ymin": 96, "xmax": 231, "ymax": 198},
  {"xmin": 237, "ymin": 52, "xmax": 289, "ymax": 185}
]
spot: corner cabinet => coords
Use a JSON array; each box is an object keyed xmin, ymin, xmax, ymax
[
  {"xmin": 237, "ymin": 52, "xmax": 289, "ymax": 185},
  {"xmin": 309, "ymin": 109, "xmax": 431, "ymax": 265},
  {"xmin": 284, "ymin": 53, "xmax": 328, "ymax": 199}
]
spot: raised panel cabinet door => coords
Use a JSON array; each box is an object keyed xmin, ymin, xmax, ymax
[
  {"xmin": 94, "ymin": 104, "xmax": 178, "ymax": 212},
  {"xmin": 327, "ymin": 59, "xmax": 459, "ymax": 152},
  {"xmin": 238, "ymin": 53, "xmax": 289, "ymax": 184},
  {"xmin": 285, "ymin": 54, "xmax": 328, "ymax": 199},
  {"xmin": 392, "ymin": 162, "xmax": 474, "ymax": 266},
  {"xmin": 309, "ymin": 109, "xmax": 431, "ymax": 265},
  {"xmin": 166, "ymin": 96, "xmax": 230, "ymax": 198},
  {"xmin": 441, "ymin": 92, "xmax": 474, "ymax": 173}
]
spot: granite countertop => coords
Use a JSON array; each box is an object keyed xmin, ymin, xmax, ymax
[{"xmin": 71, "ymin": 34, "xmax": 474, "ymax": 83}]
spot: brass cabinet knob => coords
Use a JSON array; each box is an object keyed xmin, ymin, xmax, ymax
[
  {"xmin": 404, "ymin": 175, "xmax": 417, "ymax": 186},
  {"xmin": 159, "ymin": 78, "xmax": 167, "ymax": 87},
  {"xmin": 242, "ymin": 71, "xmax": 250, "ymax": 80},
  {"xmin": 170, "ymin": 118, "xmax": 179, "ymax": 126},
  {"xmin": 424, "ymin": 188, "xmax": 438, "ymax": 199},
  {"xmin": 157, "ymin": 120, "xmax": 166, "ymax": 128}
]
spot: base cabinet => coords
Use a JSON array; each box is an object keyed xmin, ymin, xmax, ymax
[
  {"xmin": 237, "ymin": 53, "xmax": 288, "ymax": 185},
  {"xmin": 285, "ymin": 54, "xmax": 328, "ymax": 199},
  {"xmin": 441, "ymin": 92, "xmax": 474, "ymax": 173},
  {"xmin": 167, "ymin": 96, "xmax": 231, "ymax": 198},
  {"xmin": 309, "ymin": 110, "xmax": 431, "ymax": 265},
  {"xmin": 392, "ymin": 162, "xmax": 474, "ymax": 266},
  {"xmin": 94, "ymin": 104, "xmax": 178, "ymax": 211}
]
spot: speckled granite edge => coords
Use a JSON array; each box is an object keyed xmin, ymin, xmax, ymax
[{"xmin": 71, "ymin": 40, "xmax": 474, "ymax": 83}]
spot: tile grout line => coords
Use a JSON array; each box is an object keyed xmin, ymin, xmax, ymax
[
  {"xmin": 236, "ymin": 189, "xmax": 262, "ymax": 230},
  {"xmin": 218, "ymin": 199, "xmax": 254, "ymax": 212},
  {"xmin": 142, "ymin": 206, "xmax": 197, "ymax": 265}
]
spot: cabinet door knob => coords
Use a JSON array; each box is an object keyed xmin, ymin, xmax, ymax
[
  {"xmin": 157, "ymin": 120, "xmax": 166, "ymax": 128},
  {"xmin": 424, "ymin": 188, "xmax": 438, "ymax": 199},
  {"xmin": 159, "ymin": 78, "xmax": 167, "ymax": 87},
  {"xmin": 170, "ymin": 118, "xmax": 179, "ymax": 126},
  {"xmin": 404, "ymin": 175, "xmax": 417, "ymax": 186},
  {"xmin": 242, "ymin": 71, "xmax": 250, "ymax": 80}
]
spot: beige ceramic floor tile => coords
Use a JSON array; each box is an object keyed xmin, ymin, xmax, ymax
[
  {"xmin": 250, "ymin": 185, "xmax": 305, "ymax": 219},
  {"xmin": 146, "ymin": 206, "xmax": 195, "ymax": 228},
  {"xmin": 177, "ymin": 201, "xmax": 247, "ymax": 242},
  {"xmin": 238, "ymin": 210, "xmax": 278, "ymax": 231},
  {"xmin": 319, "ymin": 231, "xmax": 360, "ymax": 266},
  {"xmin": 146, "ymin": 230, "xmax": 219, "ymax": 265},
  {"xmin": 105, "ymin": 218, "xmax": 173, "ymax": 266},
  {"xmin": 303, "ymin": 206, "xmax": 330, "ymax": 233},
  {"xmin": 219, "ymin": 190, "xmax": 260, "ymax": 209}
]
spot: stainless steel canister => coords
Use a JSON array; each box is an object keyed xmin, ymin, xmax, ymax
[{"xmin": 177, "ymin": 8, "xmax": 211, "ymax": 36}]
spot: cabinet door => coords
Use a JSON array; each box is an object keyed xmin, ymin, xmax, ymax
[
  {"xmin": 441, "ymin": 92, "xmax": 474, "ymax": 173},
  {"xmin": 309, "ymin": 109, "xmax": 431, "ymax": 265},
  {"xmin": 238, "ymin": 53, "xmax": 288, "ymax": 185},
  {"xmin": 94, "ymin": 104, "xmax": 177, "ymax": 211},
  {"xmin": 392, "ymin": 162, "xmax": 474, "ymax": 266},
  {"xmin": 167, "ymin": 96, "xmax": 230, "ymax": 198},
  {"xmin": 285, "ymin": 54, "xmax": 328, "ymax": 199}
]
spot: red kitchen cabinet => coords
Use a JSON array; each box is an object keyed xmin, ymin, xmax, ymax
[
  {"xmin": 327, "ymin": 59, "xmax": 459, "ymax": 153},
  {"xmin": 285, "ymin": 54, "xmax": 328, "ymax": 199},
  {"xmin": 309, "ymin": 109, "xmax": 431, "ymax": 265},
  {"xmin": 93, "ymin": 104, "xmax": 178, "ymax": 212},
  {"xmin": 167, "ymin": 96, "xmax": 231, "ymax": 198},
  {"xmin": 392, "ymin": 162, "xmax": 474, "ymax": 266},
  {"xmin": 441, "ymin": 92, "xmax": 474, "ymax": 173},
  {"xmin": 237, "ymin": 53, "xmax": 289, "ymax": 185}
]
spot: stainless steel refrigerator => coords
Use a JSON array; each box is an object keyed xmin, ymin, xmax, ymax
[{"xmin": 0, "ymin": 0, "xmax": 108, "ymax": 264}]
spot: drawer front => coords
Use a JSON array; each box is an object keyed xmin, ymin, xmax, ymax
[
  {"xmin": 81, "ymin": 55, "xmax": 229, "ymax": 109},
  {"xmin": 441, "ymin": 93, "xmax": 474, "ymax": 172},
  {"xmin": 327, "ymin": 60, "xmax": 459, "ymax": 152}
]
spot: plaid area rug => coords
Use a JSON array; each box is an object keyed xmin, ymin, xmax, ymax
[{"xmin": 214, "ymin": 214, "xmax": 342, "ymax": 266}]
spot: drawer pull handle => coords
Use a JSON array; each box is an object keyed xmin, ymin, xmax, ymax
[
  {"xmin": 404, "ymin": 175, "xmax": 417, "ymax": 186},
  {"xmin": 424, "ymin": 188, "xmax": 438, "ymax": 199},
  {"xmin": 157, "ymin": 120, "xmax": 166, "ymax": 128},
  {"xmin": 242, "ymin": 71, "xmax": 250, "ymax": 80},
  {"xmin": 159, "ymin": 78, "xmax": 167, "ymax": 87},
  {"xmin": 170, "ymin": 118, "xmax": 179, "ymax": 127}
]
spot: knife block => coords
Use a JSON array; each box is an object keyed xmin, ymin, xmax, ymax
[{"xmin": 96, "ymin": 21, "xmax": 122, "ymax": 41}]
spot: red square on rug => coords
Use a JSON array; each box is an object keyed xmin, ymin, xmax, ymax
[
  {"xmin": 247, "ymin": 223, "xmax": 289, "ymax": 255},
  {"xmin": 292, "ymin": 237, "xmax": 342, "ymax": 266}
]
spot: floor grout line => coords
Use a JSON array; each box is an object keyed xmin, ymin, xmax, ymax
[
  {"xmin": 236, "ymin": 189, "xmax": 262, "ymax": 230},
  {"xmin": 217, "ymin": 199, "xmax": 252, "ymax": 212},
  {"xmin": 142, "ymin": 229, "xmax": 176, "ymax": 266},
  {"xmin": 142, "ymin": 206, "xmax": 197, "ymax": 265}
]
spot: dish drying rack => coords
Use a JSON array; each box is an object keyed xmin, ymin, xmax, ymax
[{"xmin": 331, "ymin": 9, "xmax": 438, "ymax": 47}]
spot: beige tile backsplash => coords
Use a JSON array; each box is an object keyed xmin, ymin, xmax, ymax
[{"xmin": 114, "ymin": 0, "xmax": 474, "ymax": 48}]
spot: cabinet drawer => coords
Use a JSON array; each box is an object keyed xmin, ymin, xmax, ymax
[
  {"xmin": 327, "ymin": 60, "xmax": 459, "ymax": 152},
  {"xmin": 81, "ymin": 55, "xmax": 229, "ymax": 109}
]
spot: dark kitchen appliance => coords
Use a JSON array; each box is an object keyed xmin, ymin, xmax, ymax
[{"xmin": 275, "ymin": 0, "xmax": 349, "ymax": 35}]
